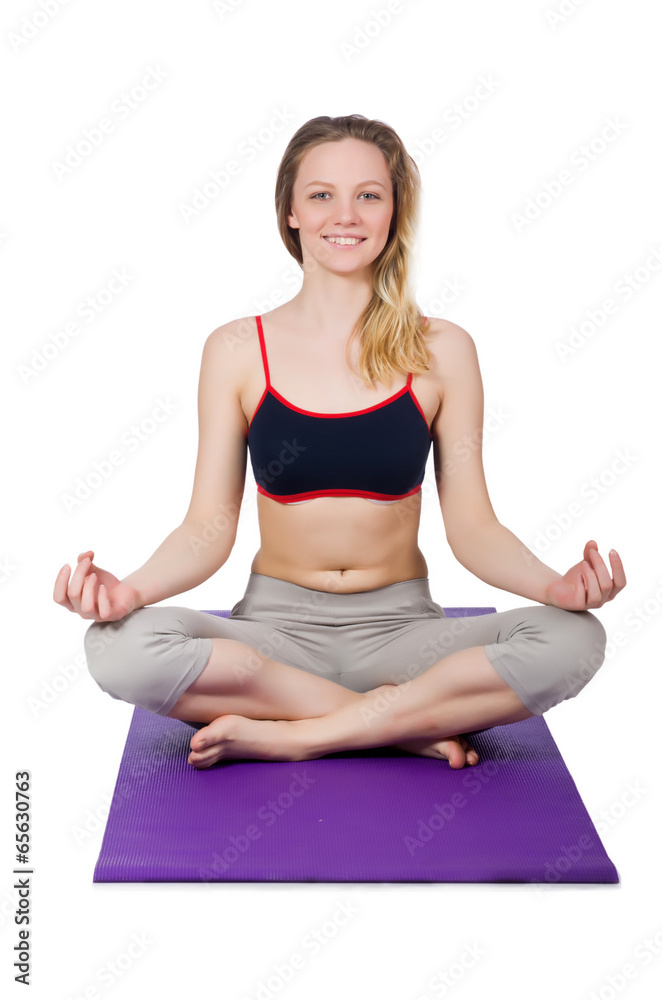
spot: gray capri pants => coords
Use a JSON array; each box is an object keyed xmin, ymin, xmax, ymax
[{"xmin": 83, "ymin": 572, "xmax": 607, "ymax": 720}]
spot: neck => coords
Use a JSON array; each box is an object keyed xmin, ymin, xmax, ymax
[{"xmin": 290, "ymin": 263, "xmax": 375, "ymax": 339}]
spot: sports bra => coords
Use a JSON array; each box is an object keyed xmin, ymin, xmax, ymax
[{"xmin": 246, "ymin": 314, "xmax": 433, "ymax": 504}]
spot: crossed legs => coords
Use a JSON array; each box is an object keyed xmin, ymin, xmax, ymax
[
  {"xmin": 168, "ymin": 636, "xmax": 533, "ymax": 768},
  {"xmin": 86, "ymin": 602, "xmax": 605, "ymax": 769},
  {"xmin": 85, "ymin": 607, "xmax": 485, "ymax": 767}
]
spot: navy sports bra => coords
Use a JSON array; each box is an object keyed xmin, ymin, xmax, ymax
[{"xmin": 246, "ymin": 314, "xmax": 433, "ymax": 504}]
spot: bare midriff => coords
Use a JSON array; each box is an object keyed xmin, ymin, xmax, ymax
[
  {"xmin": 250, "ymin": 491, "xmax": 430, "ymax": 593},
  {"xmin": 240, "ymin": 308, "xmax": 444, "ymax": 595}
]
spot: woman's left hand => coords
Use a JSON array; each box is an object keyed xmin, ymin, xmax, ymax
[{"xmin": 544, "ymin": 540, "xmax": 626, "ymax": 611}]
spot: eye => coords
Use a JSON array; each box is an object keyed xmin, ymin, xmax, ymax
[{"xmin": 310, "ymin": 192, "xmax": 380, "ymax": 200}]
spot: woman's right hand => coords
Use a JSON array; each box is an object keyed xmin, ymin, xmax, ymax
[{"xmin": 53, "ymin": 550, "xmax": 142, "ymax": 622}]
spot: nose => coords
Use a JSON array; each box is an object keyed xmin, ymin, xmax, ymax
[{"xmin": 331, "ymin": 200, "xmax": 363, "ymax": 225}]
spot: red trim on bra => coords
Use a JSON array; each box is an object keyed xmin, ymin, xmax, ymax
[
  {"xmin": 248, "ymin": 314, "xmax": 433, "ymax": 439},
  {"xmin": 256, "ymin": 484, "xmax": 424, "ymax": 503},
  {"xmin": 255, "ymin": 313, "xmax": 271, "ymax": 387},
  {"xmin": 266, "ymin": 380, "xmax": 411, "ymax": 419}
]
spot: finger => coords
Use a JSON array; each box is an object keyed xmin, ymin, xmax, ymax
[
  {"xmin": 608, "ymin": 549, "xmax": 627, "ymax": 597},
  {"xmin": 587, "ymin": 546, "xmax": 613, "ymax": 598},
  {"xmin": 53, "ymin": 564, "xmax": 75, "ymax": 610},
  {"xmin": 575, "ymin": 567, "xmax": 588, "ymax": 608},
  {"xmin": 97, "ymin": 583, "xmax": 110, "ymax": 620},
  {"xmin": 68, "ymin": 555, "xmax": 93, "ymax": 610},
  {"xmin": 78, "ymin": 550, "xmax": 95, "ymax": 562},
  {"xmin": 581, "ymin": 560, "xmax": 602, "ymax": 607},
  {"xmin": 80, "ymin": 571, "xmax": 98, "ymax": 618}
]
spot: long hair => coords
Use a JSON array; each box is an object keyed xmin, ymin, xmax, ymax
[{"xmin": 274, "ymin": 114, "xmax": 431, "ymax": 387}]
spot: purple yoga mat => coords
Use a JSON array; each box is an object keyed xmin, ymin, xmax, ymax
[{"xmin": 93, "ymin": 608, "xmax": 619, "ymax": 884}]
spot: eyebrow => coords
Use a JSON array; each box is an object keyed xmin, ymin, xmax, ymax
[{"xmin": 303, "ymin": 179, "xmax": 387, "ymax": 189}]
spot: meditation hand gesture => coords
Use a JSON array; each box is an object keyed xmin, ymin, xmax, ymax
[
  {"xmin": 53, "ymin": 550, "xmax": 141, "ymax": 622},
  {"xmin": 544, "ymin": 540, "xmax": 626, "ymax": 611}
]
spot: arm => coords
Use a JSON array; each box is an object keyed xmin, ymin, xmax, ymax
[
  {"xmin": 429, "ymin": 321, "xmax": 562, "ymax": 606},
  {"xmin": 119, "ymin": 520, "xmax": 237, "ymax": 609},
  {"xmin": 445, "ymin": 520, "xmax": 562, "ymax": 606},
  {"xmin": 120, "ymin": 319, "xmax": 249, "ymax": 608}
]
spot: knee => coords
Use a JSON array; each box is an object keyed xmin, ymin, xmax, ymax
[
  {"xmin": 544, "ymin": 606, "xmax": 608, "ymax": 709},
  {"xmin": 83, "ymin": 606, "xmax": 158, "ymax": 706},
  {"xmin": 564, "ymin": 608, "xmax": 607, "ymax": 670},
  {"xmin": 578, "ymin": 609, "xmax": 607, "ymax": 658},
  {"xmin": 499, "ymin": 605, "xmax": 608, "ymax": 715}
]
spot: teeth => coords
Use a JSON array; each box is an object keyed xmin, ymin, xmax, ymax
[{"xmin": 325, "ymin": 236, "xmax": 364, "ymax": 245}]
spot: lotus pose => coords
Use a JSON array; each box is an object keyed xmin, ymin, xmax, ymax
[{"xmin": 54, "ymin": 114, "xmax": 625, "ymax": 770}]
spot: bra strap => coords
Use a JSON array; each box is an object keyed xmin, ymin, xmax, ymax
[
  {"xmin": 255, "ymin": 315, "xmax": 271, "ymax": 388},
  {"xmin": 256, "ymin": 314, "xmax": 423, "ymax": 391}
]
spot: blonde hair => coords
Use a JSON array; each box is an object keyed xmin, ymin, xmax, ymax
[{"xmin": 274, "ymin": 114, "xmax": 431, "ymax": 387}]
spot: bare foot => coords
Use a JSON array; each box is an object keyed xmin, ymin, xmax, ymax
[
  {"xmin": 393, "ymin": 734, "xmax": 479, "ymax": 767},
  {"xmin": 188, "ymin": 714, "xmax": 480, "ymax": 770},
  {"xmin": 188, "ymin": 714, "xmax": 312, "ymax": 768}
]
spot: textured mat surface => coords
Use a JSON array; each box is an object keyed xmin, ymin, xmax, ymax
[{"xmin": 93, "ymin": 608, "xmax": 619, "ymax": 884}]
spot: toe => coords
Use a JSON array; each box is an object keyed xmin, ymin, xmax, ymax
[
  {"xmin": 460, "ymin": 736, "xmax": 479, "ymax": 765},
  {"xmin": 190, "ymin": 732, "xmax": 207, "ymax": 751},
  {"xmin": 447, "ymin": 743, "xmax": 467, "ymax": 769},
  {"xmin": 188, "ymin": 748, "xmax": 218, "ymax": 768},
  {"xmin": 190, "ymin": 717, "xmax": 226, "ymax": 751}
]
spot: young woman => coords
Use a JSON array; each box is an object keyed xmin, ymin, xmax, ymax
[{"xmin": 54, "ymin": 114, "xmax": 625, "ymax": 770}]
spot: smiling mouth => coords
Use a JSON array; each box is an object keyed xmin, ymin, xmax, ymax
[{"xmin": 323, "ymin": 236, "xmax": 367, "ymax": 246}]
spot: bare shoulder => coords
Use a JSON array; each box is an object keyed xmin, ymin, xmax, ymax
[
  {"xmin": 205, "ymin": 314, "xmax": 259, "ymax": 356},
  {"xmin": 423, "ymin": 317, "xmax": 479, "ymax": 398},
  {"xmin": 424, "ymin": 315, "xmax": 477, "ymax": 358},
  {"xmin": 202, "ymin": 314, "xmax": 259, "ymax": 389}
]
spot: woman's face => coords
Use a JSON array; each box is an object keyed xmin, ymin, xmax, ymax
[{"xmin": 287, "ymin": 137, "xmax": 394, "ymax": 272}]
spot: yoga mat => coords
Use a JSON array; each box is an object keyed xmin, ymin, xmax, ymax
[{"xmin": 93, "ymin": 608, "xmax": 619, "ymax": 884}]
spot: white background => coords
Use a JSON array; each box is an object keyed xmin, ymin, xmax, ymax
[{"xmin": 3, "ymin": 0, "xmax": 661, "ymax": 997}]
